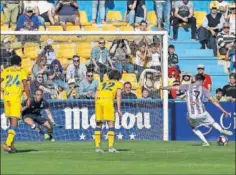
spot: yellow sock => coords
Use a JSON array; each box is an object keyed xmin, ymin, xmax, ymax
[
  {"xmin": 107, "ymin": 130, "xmax": 115, "ymax": 148},
  {"xmin": 94, "ymin": 130, "xmax": 101, "ymax": 148},
  {"xmin": 6, "ymin": 129, "xmax": 16, "ymax": 147}
]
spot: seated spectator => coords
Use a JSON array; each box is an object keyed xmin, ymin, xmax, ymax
[
  {"xmin": 16, "ymin": 6, "xmax": 40, "ymax": 44},
  {"xmin": 147, "ymin": 43, "xmax": 161, "ymax": 72},
  {"xmin": 217, "ymin": 0, "xmax": 228, "ymax": 14},
  {"xmin": 66, "ymin": 55, "xmax": 87, "ymax": 84},
  {"xmin": 170, "ymin": 80, "xmax": 186, "ymax": 99},
  {"xmin": 2, "ymin": 0, "xmax": 21, "ymax": 27},
  {"xmin": 134, "ymin": 43, "xmax": 151, "ymax": 78},
  {"xmin": 79, "ymin": 71, "xmax": 98, "ymax": 99},
  {"xmin": 48, "ymin": 59, "xmax": 65, "ymax": 89},
  {"xmin": 141, "ymin": 88, "xmax": 152, "ymax": 99},
  {"xmin": 91, "ymin": 0, "xmax": 106, "ymax": 24},
  {"xmin": 135, "ymin": 20, "xmax": 148, "ymax": 31},
  {"xmin": 126, "ymin": 0, "xmax": 147, "ymax": 25},
  {"xmin": 223, "ymin": 73, "xmax": 236, "ymax": 102},
  {"xmin": 121, "ymin": 82, "xmax": 137, "ymax": 99},
  {"xmin": 216, "ymin": 22, "xmax": 236, "ymax": 55},
  {"xmin": 55, "ymin": 85, "xmax": 67, "ymax": 100},
  {"xmin": 67, "ymin": 78, "xmax": 79, "ymax": 99},
  {"xmin": 225, "ymin": 3, "xmax": 236, "ymax": 34},
  {"xmin": 198, "ymin": 2, "xmax": 224, "ymax": 56},
  {"xmin": 30, "ymin": 73, "xmax": 51, "ymax": 96},
  {"xmin": 37, "ymin": 0, "xmax": 55, "ymax": 25},
  {"xmin": 168, "ymin": 45, "xmax": 180, "ymax": 72},
  {"xmin": 225, "ymin": 40, "xmax": 236, "ymax": 72},
  {"xmin": 168, "ymin": 70, "xmax": 178, "ymax": 86},
  {"xmin": 214, "ymin": 88, "xmax": 227, "ymax": 102},
  {"xmin": 109, "ymin": 39, "xmax": 134, "ymax": 73},
  {"xmin": 54, "ymin": 0, "xmax": 80, "ymax": 31},
  {"xmin": 154, "ymin": 0, "xmax": 170, "ymax": 31},
  {"xmin": 196, "ymin": 64, "xmax": 212, "ymax": 91},
  {"xmin": 181, "ymin": 73, "xmax": 192, "ymax": 85},
  {"xmin": 172, "ymin": 0, "xmax": 197, "ymax": 40},
  {"xmin": 90, "ymin": 38, "xmax": 111, "ymax": 81},
  {"xmin": 32, "ymin": 55, "xmax": 48, "ymax": 82},
  {"xmin": 45, "ymin": 80, "xmax": 58, "ymax": 99}
]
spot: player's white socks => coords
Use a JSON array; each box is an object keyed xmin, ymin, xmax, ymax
[
  {"xmin": 212, "ymin": 122, "xmax": 223, "ymax": 133},
  {"xmin": 192, "ymin": 129, "xmax": 209, "ymax": 144}
]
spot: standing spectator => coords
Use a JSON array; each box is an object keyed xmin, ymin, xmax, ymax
[
  {"xmin": 2, "ymin": 0, "xmax": 21, "ymax": 27},
  {"xmin": 67, "ymin": 79, "xmax": 79, "ymax": 99},
  {"xmin": 172, "ymin": 0, "xmax": 197, "ymax": 40},
  {"xmin": 121, "ymin": 82, "xmax": 137, "ymax": 99},
  {"xmin": 147, "ymin": 43, "xmax": 161, "ymax": 72},
  {"xmin": 216, "ymin": 22, "xmax": 235, "ymax": 55},
  {"xmin": 54, "ymin": 0, "xmax": 80, "ymax": 30},
  {"xmin": 126, "ymin": 0, "xmax": 147, "ymax": 25},
  {"xmin": 37, "ymin": 0, "xmax": 55, "ymax": 25},
  {"xmin": 109, "ymin": 39, "xmax": 134, "ymax": 73},
  {"xmin": 154, "ymin": 0, "xmax": 170, "ymax": 31},
  {"xmin": 225, "ymin": 3, "xmax": 236, "ymax": 34},
  {"xmin": 168, "ymin": 45, "xmax": 180, "ymax": 72},
  {"xmin": 66, "ymin": 55, "xmax": 87, "ymax": 84},
  {"xmin": 196, "ymin": 64, "xmax": 212, "ymax": 91},
  {"xmin": 91, "ymin": 0, "xmax": 106, "ymax": 24},
  {"xmin": 225, "ymin": 40, "xmax": 236, "ymax": 72},
  {"xmin": 223, "ymin": 73, "xmax": 236, "ymax": 101},
  {"xmin": 198, "ymin": 2, "xmax": 224, "ymax": 56},
  {"xmin": 48, "ymin": 59, "xmax": 65, "ymax": 89},
  {"xmin": 91, "ymin": 38, "xmax": 111, "ymax": 81},
  {"xmin": 16, "ymin": 6, "xmax": 40, "ymax": 44},
  {"xmin": 79, "ymin": 71, "xmax": 99, "ymax": 99},
  {"xmin": 32, "ymin": 55, "xmax": 48, "ymax": 82},
  {"xmin": 217, "ymin": 0, "xmax": 229, "ymax": 14},
  {"xmin": 214, "ymin": 88, "xmax": 227, "ymax": 102}
]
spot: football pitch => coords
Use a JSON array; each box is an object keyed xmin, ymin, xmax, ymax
[{"xmin": 1, "ymin": 141, "xmax": 235, "ymax": 174}]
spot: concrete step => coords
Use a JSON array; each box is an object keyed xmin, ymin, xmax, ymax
[
  {"xmin": 179, "ymin": 57, "xmax": 218, "ymax": 65},
  {"xmin": 176, "ymin": 49, "xmax": 214, "ymax": 57}
]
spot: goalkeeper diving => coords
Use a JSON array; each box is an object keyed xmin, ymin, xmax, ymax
[{"xmin": 21, "ymin": 89, "xmax": 61, "ymax": 142}]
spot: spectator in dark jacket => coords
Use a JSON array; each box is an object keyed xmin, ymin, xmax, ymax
[
  {"xmin": 121, "ymin": 82, "xmax": 137, "ymax": 99},
  {"xmin": 223, "ymin": 73, "xmax": 236, "ymax": 101}
]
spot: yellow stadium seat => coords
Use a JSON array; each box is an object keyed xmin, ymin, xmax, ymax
[
  {"xmin": 66, "ymin": 22, "xmax": 74, "ymax": 26},
  {"xmin": 48, "ymin": 26, "xmax": 63, "ymax": 31},
  {"xmin": 1, "ymin": 25, "xmax": 9, "ymax": 31},
  {"xmin": 45, "ymin": 22, "xmax": 51, "ymax": 26},
  {"xmin": 121, "ymin": 73, "xmax": 138, "ymax": 89},
  {"xmin": 147, "ymin": 11, "xmax": 157, "ymax": 26},
  {"xmin": 79, "ymin": 11, "xmax": 91, "ymax": 26},
  {"xmin": 120, "ymin": 25, "xmax": 134, "ymax": 31},
  {"xmin": 93, "ymin": 73, "xmax": 101, "ymax": 83},
  {"xmin": 38, "ymin": 26, "xmax": 45, "ymax": 31},
  {"xmin": 77, "ymin": 42, "xmax": 91, "ymax": 59},
  {"xmin": 107, "ymin": 11, "xmax": 123, "ymax": 21},
  {"xmin": 66, "ymin": 26, "xmax": 81, "ymax": 31},
  {"xmin": 102, "ymin": 25, "xmax": 117, "ymax": 31},
  {"xmin": 80, "ymin": 57, "xmax": 88, "ymax": 65},
  {"xmin": 58, "ymin": 58, "xmax": 69, "ymax": 69},
  {"xmin": 84, "ymin": 25, "xmax": 99, "ymax": 31},
  {"xmin": 22, "ymin": 60, "xmax": 34, "ymax": 74},
  {"xmin": 1, "ymin": 12, "xmax": 4, "ymax": 25},
  {"xmin": 135, "ymin": 87, "xmax": 142, "ymax": 98},
  {"xmin": 57, "ymin": 43, "xmax": 76, "ymax": 59},
  {"xmin": 194, "ymin": 11, "xmax": 207, "ymax": 27},
  {"xmin": 24, "ymin": 43, "xmax": 40, "ymax": 60}
]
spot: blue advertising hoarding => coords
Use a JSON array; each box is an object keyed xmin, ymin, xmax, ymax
[{"xmin": 173, "ymin": 102, "xmax": 236, "ymax": 141}]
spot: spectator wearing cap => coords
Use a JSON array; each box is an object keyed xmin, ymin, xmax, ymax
[
  {"xmin": 172, "ymin": 0, "xmax": 197, "ymax": 40},
  {"xmin": 126, "ymin": 0, "xmax": 147, "ymax": 25},
  {"xmin": 66, "ymin": 55, "xmax": 87, "ymax": 84},
  {"xmin": 121, "ymin": 82, "xmax": 137, "ymax": 99},
  {"xmin": 225, "ymin": 3, "xmax": 236, "ymax": 34},
  {"xmin": 214, "ymin": 88, "xmax": 227, "ymax": 102},
  {"xmin": 196, "ymin": 64, "xmax": 212, "ymax": 91},
  {"xmin": 216, "ymin": 22, "xmax": 236, "ymax": 55},
  {"xmin": 2, "ymin": 0, "xmax": 22, "ymax": 27},
  {"xmin": 54, "ymin": 0, "xmax": 80, "ymax": 31},
  {"xmin": 198, "ymin": 1, "xmax": 225, "ymax": 56},
  {"xmin": 79, "ymin": 71, "xmax": 98, "ymax": 99},
  {"xmin": 91, "ymin": 0, "xmax": 106, "ymax": 24},
  {"xmin": 16, "ymin": 6, "xmax": 40, "ymax": 43},
  {"xmin": 223, "ymin": 73, "xmax": 236, "ymax": 101},
  {"xmin": 67, "ymin": 79, "xmax": 79, "ymax": 99}
]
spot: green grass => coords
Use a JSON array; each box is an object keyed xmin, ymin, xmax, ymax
[{"xmin": 1, "ymin": 141, "xmax": 235, "ymax": 174}]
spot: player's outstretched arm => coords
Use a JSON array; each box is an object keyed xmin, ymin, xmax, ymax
[
  {"xmin": 116, "ymin": 89, "xmax": 123, "ymax": 117},
  {"xmin": 45, "ymin": 108, "xmax": 56, "ymax": 124},
  {"xmin": 161, "ymin": 86, "xmax": 180, "ymax": 91},
  {"xmin": 209, "ymin": 97, "xmax": 229, "ymax": 117}
]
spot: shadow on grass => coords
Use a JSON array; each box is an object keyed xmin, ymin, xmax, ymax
[
  {"xmin": 117, "ymin": 149, "xmax": 131, "ymax": 152},
  {"xmin": 16, "ymin": 149, "xmax": 39, "ymax": 153}
]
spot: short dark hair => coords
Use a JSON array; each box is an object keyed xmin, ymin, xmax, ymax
[
  {"xmin": 168, "ymin": 45, "xmax": 175, "ymax": 49},
  {"xmin": 140, "ymin": 20, "xmax": 148, "ymax": 25},
  {"xmin": 195, "ymin": 74, "xmax": 205, "ymax": 81},
  {"xmin": 73, "ymin": 55, "xmax": 80, "ymax": 59},
  {"xmin": 34, "ymin": 89, "xmax": 43, "ymax": 94},
  {"xmin": 108, "ymin": 70, "xmax": 122, "ymax": 81},
  {"xmin": 10, "ymin": 55, "xmax": 22, "ymax": 66},
  {"xmin": 124, "ymin": 81, "xmax": 132, "ymax": 87},
  {"xmin": 142, "ymin": 88, "xmax": 149, "ymax": 93},
  {"xmin": 229, "ymin": 72, "xmax": 236, "ymax": 79},
  {"xmin": 216, "ymin": 88, "xmax": 223, "ymax": 93}
]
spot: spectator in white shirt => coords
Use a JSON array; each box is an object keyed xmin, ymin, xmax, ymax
[
  {"xmin": 225, "ymin": 3, "xmax": 236, "ymax": 34},
  {"xmin": 147, "ymin": 43, "xmax": 161, "ymax": 72},
  {"xmin": 217, "ymin": 0, "xmax": 229, "ymax": 14},
  {"xmin": 37, "ymin": 0, "xmax": 55, "ymax": 25},
  {"xmin": 66, "ymin": 55, "xmax": 87, "ymax": 84}
]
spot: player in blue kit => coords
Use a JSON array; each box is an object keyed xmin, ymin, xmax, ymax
[{"xmin": 22, "ymin": 89, "xmax": 60, "ymax": 142}]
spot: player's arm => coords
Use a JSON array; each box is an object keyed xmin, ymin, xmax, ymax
[
  {"xmin": 208, "ymin": 97, "xmax": 229, "ymax": 117},
  {"xmin": 45, "ymin": 108, "xmax": 56, "ymax": 124},
  {"xmin": 22, "ymin": 80, "xmax": 31, "ymax": 107},
  {"xmin": 161, "ymin": 86, "xmax": 180, "ymax": 91},
  {"xmin": 116, "ymin": 88, "xmax": 122, "ymax": 117}
]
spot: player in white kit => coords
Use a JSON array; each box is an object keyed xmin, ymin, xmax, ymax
[{"xmin": 163, "ymin": 74, "xmax": 233, "ymax": 146}]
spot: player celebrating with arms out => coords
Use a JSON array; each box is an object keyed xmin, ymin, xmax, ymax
[
  {"xmin": 1, "ymin": 55, "xmax": 31, "ymax": 153},
  {"xmin": 94, "ymin": 70, "xmax": 123, "ymax": 153},
  {"xmin": 21, "ymin": 89, "xmax": 59, "ymax": 142},
  {"xmin": 162, "ymin": 74, "xmax": 232, "ymax": 146}
]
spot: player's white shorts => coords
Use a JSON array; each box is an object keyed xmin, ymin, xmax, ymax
[{"xmin": 187, "ymin": 111, "xmax": 215, "ymax": 129}]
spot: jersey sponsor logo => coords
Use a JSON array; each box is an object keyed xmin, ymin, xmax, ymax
[{"xmin": 64, "ymin": 107, "xmax": 151, "ymax": 130}]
